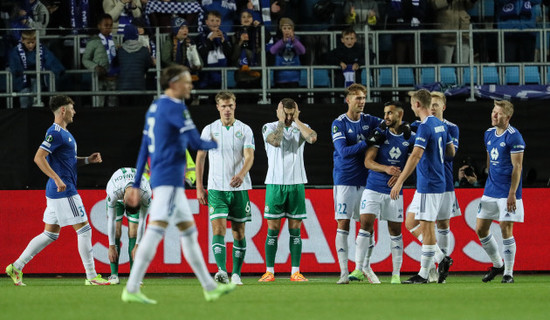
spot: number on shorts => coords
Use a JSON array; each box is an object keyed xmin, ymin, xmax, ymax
[
  {"xmin": 245, "ymin": 201, "xmax": 251, "ymax": 213},
  {"xmin": 337, "ymin": 203, "xmax": 347, "ymax": 215}
]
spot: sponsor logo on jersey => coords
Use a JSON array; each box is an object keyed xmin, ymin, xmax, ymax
[
  {"xmin": 487, "ymin": 141, "xmax": 491, "ymax": 145},
  {"xmin": 46, "ymin": 135, "xmax": 53, "ymax": 143},
  {"xmin": 348, "ymin": 128, "xmax": 353, "ymax": 133},
  {"xmin": 333, "ymin": 132, "xmax": 342, "ymax": 138},
  {"xmin": 264, "ymin": 205, "xmax": 269, "ymax": 212},
  {"xmin": 434, "ymin": 125, "xmax": 445, "ymax": 133},
  {"xmin": 389, "ymin": 147, "xmax": 402, "ymax": 159},
  {"xmin": 332, "ymin": 126, "xmax": 338, "ymax": 133},
  {"xmin": 362, "ymin": 125, "xmax": 369, "ymax": 130},
  {"xmin": 68, "ymin": 137, "xmax": 72, "ymax": 142},
  {"xmin": 500, "ymin": 142, "xmax": 506, "ymax": 147},
  {"xmin": 403, "ymin": 141, "xmax": 409, "ymax": 146},
  {"xmin": 490, "ymin": 147, "xmax": 499, "ymax": 160}
]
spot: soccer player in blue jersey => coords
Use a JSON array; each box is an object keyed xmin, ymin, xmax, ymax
[
  {"xmin": 5, "ymin": 95, "xmax": 109, "ymax": 286},
  {"xmin": 351, "ymin": 101, "xmax": 415, "ymax": 284},
  {"xmin": 405, "ymin": 91, "xmax": 460, "ymax": 283},
  {"xmin": 390, "ymin": 89, "xmax": 455, "ymax": 284},
  {"xmin": 476, "ymin": 100, "xmax": 525, "ymax": 284},
  {"xmin": 332, "ymin": 83, "xmax": 383, "ymax": 284},
  {"xmin": 122, "ymin": 65, "xmax": 236, "ymax": 304}
]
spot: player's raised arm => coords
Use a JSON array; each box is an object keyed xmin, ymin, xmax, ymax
[
  {"xmin": 266, "ymin": 103, "xmax": 286, "ymax": 147},
  {"xmin": 293, "ymin": 103, "xmax": 317, "ymax": 144}
]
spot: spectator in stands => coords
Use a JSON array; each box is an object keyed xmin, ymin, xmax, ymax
[
  {"xmin": 343, "ymin": 0, "xmax": 379, "ymax": 32},
  {"xmin": 133, "ymin": 17, "xmax": 156, "ymax": 66},
  {"xmin": 323, "ymin": 28, "xmax": 365, "ymax": 88},
  {"xmin": 103, "ymin": 0, "xmax": 142, "ymax": 34},
  {"xmin": 431, "ymin": 0, "xmax": 476, "ymax": 64},
  {"xmin": 9, "ymin": 29, "xmax": 65, "ymax": 108},
  {"xmin": 236, "ymin": 0, "xmax": 273, "ymax": 28},
  {"xmin": 161, "ymin": 17, "xmax": 202, "ymax": 77},
  {"xmin": 196, "ymin": 10, "xmax": 232, "ymax": 92},
  {"xmin": 231, "ymin": 9, "xmax": 264, "ymax": 101},
  {"xmin": 496, "ymin": 0, "xmax": 541, "ymax": 62},
  {"xmin": 299, "ymin": 0, "xmax": 333, "ymax": 66},
  {"xmin": 455, "ymin": 159, "xmax": 481, "ymax": 187},
  {"xmin": 14, "ymin": 0, "xmax": 50, "ymax": 36},
  {"xmin": 82, "ymin": 14, "xmax": 118, "ymax": 108},
  {"xmin": 117, "ymin": 24, "xmax": 152, "ymax": 107},
  {"xmin": 269, "ymin": 17, "xmax": 305, "ymax": 102},
  {"xmin": 385, "ymin": 0, "xmax": 427, "ymax": 64},
  {"xmin": 202, "ymin": 0, "xmax": 237, "ymax": 32}
]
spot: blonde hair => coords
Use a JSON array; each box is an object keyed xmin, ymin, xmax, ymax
[
  {"xmin": 408, "ymin": 89, "xmax": 431, "ymax": 109},
  {"xmin": 494, "ymin": 100, "xmax": 514, "ymax": 117},
  {"xmin": 215, "ymin": 91, "xmax": 236, "ymax": 103},
  {"xmin": 345, "ymin": 83, "xmax": 366, "ymax": 97},
  {"xmin": 430, "ymin": 91, "xmax": 446, "ymax": 105}
]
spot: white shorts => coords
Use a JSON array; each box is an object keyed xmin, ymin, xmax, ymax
[
  {"xmin": 150, "ymin": 186, "xmax": 194, "ymax": 224},
  {"xmin": 438, "ymin": 191, "xmax": 462, "ymax": 220},
  {"xmin": 407, "ymin": 192, "xmax": 445, "ymax": 222},
  {"xmin": 477, "ymin": 195, "xmax": 524, "ymax": 223},
  {"xmin": 333, "ymin": 185, "xmax": 364, "ymax": 221},
  {"xmin": 360, "ymin": 189, "xmax": 404, "ymax": 222},
  {"xmin": 43, "ymin": 194, "xmax": 88, "ymax": 227}
]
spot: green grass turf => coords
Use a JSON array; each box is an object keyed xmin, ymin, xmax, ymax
[{"xmin": 1, "ymin": 274, "xmax": 549, "ymax": 320}]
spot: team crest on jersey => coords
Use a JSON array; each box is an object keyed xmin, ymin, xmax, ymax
[
  {"xmin": 292, "ymin": 128, "xmax": 299, "ymax": 133},
  {"xmin": 332, "ymin": 126, "xmax": 339, "ymax": 133},
  {"xmin": 46, "ymin": 135, "xmax": 53, "ymax": 143},
  {"xmin": 235, "ymin": 131, "xmax": 243, "ymax": 138}
]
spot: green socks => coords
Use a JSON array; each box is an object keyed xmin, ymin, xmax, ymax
[
  {"xmin": 265, "ymin": 229, "xmax": 279, "ymax": 268},
  {"xmin": 110, "ymin": 238, "xmax": 121, "ymax": 275},
  {"xmin": 128, "ymin": 237, "xmax": 136, "ymax": 270},
  {"xmin": 232, "ymin": 238, "xmax": 247, "ymax": 276},
  {"xmin": 289, "ymin": 228, "xmax": 302, "ymax": 267},
  {"xmin": 212, "ymin": 234, "xmax": 226, "ymax": 272}
]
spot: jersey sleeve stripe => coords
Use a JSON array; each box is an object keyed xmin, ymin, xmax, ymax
[
  {"xmin": 510, "ymin": 150, "xmax": 525, "ymax": 154},
  {"xmin": 332, "ymin": 136, "xmax": 345, "ymax": 142},
  {"xmin": 179, "ymin": 125, "xmax": 196, "ymax": 133},
  {"xmin": 39, "ymin": 145, "xmax": 52, "ymax": 153},
  {"xmin": 414, "ymin": 143, "xmax": 426, "ymax": 149}
]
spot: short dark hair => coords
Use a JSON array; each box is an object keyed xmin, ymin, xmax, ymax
[
  {"xmin": 280, "ymin": 98, "xmax": 296, "ymax": 109},
  {"xmin": 49, "ymin": 95, "xmax": 74, "ymax": 112},
  {"xmin": 124, "ymin": 204, "xmax": 141, "ymax": 215},
  {"xmin": 160, "ymin": 65, "xmax": 190, "ymax": 90},
  {"xmin": 409, "ymin": 89, "xmax": 431, "ymax": 109},
  {"xmin": 342, "ymin": 28, "xmax": 356, "ymax": 37},
  {"xmin": 97, "ymin": 13, "xmax": 113, "ymax": 25},
  {"xmin": 384, "ymin": 100, "xmax": 403, "ymax": 108},
  {"xmin": 207, "ymin": 10, "xmax": 222, "ymax": 19}
]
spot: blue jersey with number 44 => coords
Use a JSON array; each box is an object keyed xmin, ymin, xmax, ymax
[
  {"xmin": 414, "ymin": 116, "xmax": 452, "ymax": 193},
  {"xmin": 483, "ymin": 125, "xmax": 525, "ymax": 199},
  {"xmin": 133, "ymin": 95, "xmax": 217, "ymax": 189}
]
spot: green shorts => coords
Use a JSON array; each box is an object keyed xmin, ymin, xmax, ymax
[
  {"xmin": 264, "ymin": 184, "xmax": 307, "ymax": 220},
  {"xmin": 114, "ymin": 201, "xmax": 140, "ymax": 224},
  {"xmin": 208, "ymin": 190, "xmax": 251, "ymax": 223}
]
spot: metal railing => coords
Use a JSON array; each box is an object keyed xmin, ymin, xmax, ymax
[{"xmin": 2, "ymin": 24, "xmax": 550, "ymax": 107}]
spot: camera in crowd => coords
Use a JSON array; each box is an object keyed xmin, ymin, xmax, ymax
[{"xmin": 457, "ymin": 157, "xmax": 479, "ymax": 187}]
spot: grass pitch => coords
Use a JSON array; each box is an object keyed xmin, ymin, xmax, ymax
[{"xmin": 1, "ymin": 274, "xmax": 549, "ymax": 320}]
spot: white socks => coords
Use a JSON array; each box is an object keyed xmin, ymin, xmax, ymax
[
  {"xmin": 436, "ymin": 228, "xmax": 450, "ymax": 255},
  {"xmin": 76, "ymin": 225, "xmax": 97, "ymax": 280},
  {"xmin": 180, "ymin": 226, "xmax": 217, "ymax": 291},
  {"xmin": 502, "ymin": 237, "xmax": 516, "ymax": 276},
  {"xmin": 419, "ymin": 244, "xmax": 436, "ymax": 279},
  {"xmin": 390, "ymin": 234, "xmax": 403, "ymax": 276},
  {"xmin": 354, "ymin": 229, "xmax": 371, "ymax": 271},
  {"xmin": 127, "ymin": 225, "xmax": 164, "ymax": 293},
  {"xmin": 479, "ymin": 234, "xmax": 504, "ymax": 268},
  {"xmin": 14, "ymin": 231, "xmax": 59, "ymax": 270},
  {"xmin": 335, "ymin": 229, "xmax": 349, "ymax": 276}
]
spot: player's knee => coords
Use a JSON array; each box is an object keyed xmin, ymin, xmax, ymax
[
  {"xmin": 404, "ymin": 217, "xmax": 418, "ymax": 231},
  {"xmin": 44, "ymin": 231, "xmax": 59, "ymax": 242}
]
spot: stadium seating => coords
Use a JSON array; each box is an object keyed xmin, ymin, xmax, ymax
[{"xmin": 440, "ymin": 67, "xmax": 458, "ymax": 85}]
